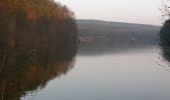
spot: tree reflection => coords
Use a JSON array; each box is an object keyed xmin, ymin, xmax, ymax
[
  {"xmin": 0, "ymin": 28, "xmax": 77, "ymax": 100},
  {"xmin": 0, "ymin": 42, "xmax": 77, "ymax": 100}
]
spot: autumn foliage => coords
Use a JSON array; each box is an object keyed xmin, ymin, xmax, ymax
[
  {"xmin": 0, "ymin": 0, "xmax": 78, "ymax": 100},
  {"xmin": 0, "ymin": 0, "xmax": 78, "ymax": 47},
  {"xmin": 0, "ymin": 0, "xmax": 74, "ymax": 21}
]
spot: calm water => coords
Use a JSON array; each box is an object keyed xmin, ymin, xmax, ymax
[{"xmin": 21, "ymin": 46, "xmax": 170, "ymax": 100}]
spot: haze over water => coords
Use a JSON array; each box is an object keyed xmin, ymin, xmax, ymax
[
  {"xmin": 57, "ymin": 0, "xmax": 162, "ymax": 25},
  {"xmin": 22, "ymin": 44, "xmax": 170, "ymax": 100}
]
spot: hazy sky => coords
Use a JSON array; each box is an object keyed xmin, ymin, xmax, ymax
[{"xmin": 56, "ymin": 0, "xmax": 162, "ymax": 25}]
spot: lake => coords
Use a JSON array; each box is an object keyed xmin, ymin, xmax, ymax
[{"xmin": 21, "ymin": 45, "xmax": 170, "ymax": 100}]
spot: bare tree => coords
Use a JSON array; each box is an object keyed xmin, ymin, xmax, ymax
[{"xmin": 159, "ymin": 0, "xmax": 170, "ymax": 22}]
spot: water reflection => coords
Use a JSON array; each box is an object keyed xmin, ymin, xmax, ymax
[
  {"xmin": 0, "ymin": 41, "xmax": 77, "ymax": 100},
  {"xmin": 78, "ymin": 41, "xmax": 156, "ymax": 56}
]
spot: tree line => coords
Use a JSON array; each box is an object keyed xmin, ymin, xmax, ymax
[
  {"xmin": 0, "ymin": 0, "xmax": 78, "ymax": 47},
  {"xmin": 0, "ymin": 0, "xmax": 78, "ymax": 99}
]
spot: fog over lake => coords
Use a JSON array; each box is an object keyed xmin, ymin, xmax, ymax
[{"xmin": 22, "ymin": 42, "xmax": 170, "ymax": 100}]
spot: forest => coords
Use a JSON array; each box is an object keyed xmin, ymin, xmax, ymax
[
  {"xmin": 0, "ymin": 0, "xmax": 78, "ymax": 47},
  {"xmin": 0, "ymin": 0, "xmax": 78, "ymax": 100}
]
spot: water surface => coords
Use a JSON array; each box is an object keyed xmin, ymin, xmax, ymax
[{"xmin": 21, "ymin": 45, "xmax": 170, "ymax": 100}]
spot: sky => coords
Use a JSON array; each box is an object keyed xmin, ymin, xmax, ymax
[{"xmin": 56, "ymin": 0, "xmax": 163, "ymax": 25}]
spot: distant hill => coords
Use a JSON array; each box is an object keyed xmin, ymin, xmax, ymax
[
  {"xmin": 77, "ymin": 19, "xmax": 160, "ymax": 31},
  {"xmin": 77, "ymin": 19, "xmax": 161, "ymax": 45}
]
